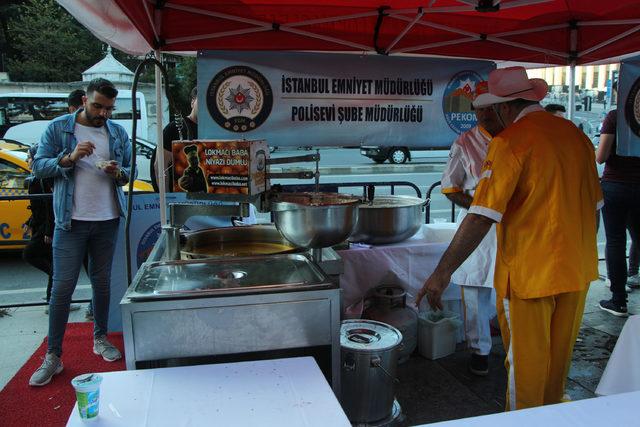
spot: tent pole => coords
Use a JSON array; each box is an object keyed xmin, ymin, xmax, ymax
[
  {"xmin": 155, "ymin": 49, "xmax": 167, "ymax": 226},
  {"xmin": 568, "ymin": 63, "xmax": 576, "ymax": 121}
]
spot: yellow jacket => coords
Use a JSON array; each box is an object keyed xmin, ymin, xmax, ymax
[{"xmin": 469, "ymin": 109, "xmax": 602, "ymax": 299}]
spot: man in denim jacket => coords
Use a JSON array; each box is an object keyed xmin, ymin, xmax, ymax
[{"xmin": 29, "ymin": 78, "xmax": 135, "ymax": 386}]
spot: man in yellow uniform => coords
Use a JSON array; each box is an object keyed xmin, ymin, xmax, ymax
[{"xmin": 416, "ymin": 67, "xmax": 602, "ymax": 410}]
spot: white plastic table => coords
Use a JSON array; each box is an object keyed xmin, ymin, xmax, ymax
[
  {"xmin": 421, "ymin": 391, "xmax": 640, "ymax": 426},
  {"xmin": 66, "ymin": 357, "xmax": 350, "ymax": 427},
  {"xmin": 596, "ymin": 314, "xmax": 640, "ymax": 396}
]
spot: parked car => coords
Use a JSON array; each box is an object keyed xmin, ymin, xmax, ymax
[
  {"xmin": 0, "ymin": 138, "xmax": 30, "ymax": 153},
  {"xmin": 360, "ymin": 146, "xmax": 412, "ymax": 164},
  {"xmin": 0, "ymin": 148, "xmax": 152, "ymax": 250}
]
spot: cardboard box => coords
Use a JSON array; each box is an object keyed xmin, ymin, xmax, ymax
[{"xmin": 172, "ymin": 139, "xmax": 268, "ymax": 195}]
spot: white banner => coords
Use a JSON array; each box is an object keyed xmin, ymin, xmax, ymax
[{"xmin": 197, "ymin": 51, "xmax": 494, "ymax": 149}]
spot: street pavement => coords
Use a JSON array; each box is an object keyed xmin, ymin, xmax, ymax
[{"xmin": 1, "ymin": 261, "xmax": 636, "ymax": 426}]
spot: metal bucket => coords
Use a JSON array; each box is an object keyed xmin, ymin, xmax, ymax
[
  {"xmin": 364, "ymin": 285, "xmax": 418, "ymax": 365},
  {"xmin": 340, "ymin": 319, "xmax": 403, "ymax": 424}
]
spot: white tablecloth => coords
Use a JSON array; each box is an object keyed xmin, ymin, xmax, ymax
[
  {"xmin": 421, "ymin": 391, "xmax": 640, "ymax": 426},
  {"xmin": 338, "ymin": 224, "xmax": 460, "ymax": 317},
  {"xmin": 67, "ymin": 357, "xmax": 350, "ymax": 427},
  {"xmin": 596, "ymin": 315, "xmax": 640, "ymax": 396}
]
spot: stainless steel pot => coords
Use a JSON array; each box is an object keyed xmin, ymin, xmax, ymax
[
  {"xmin": 350, "ymin": 195, "xmax": 427, "ymax": 245},
  {"xmin": 340, "ymin": 319, "xmax": 403, "ymax": 424},
  {"xmin": 180, "ymin": 225, "xmax": 300, "ymax": 259},
  {"xmin": 271, "ymin": 192, "xmax": 360, "ymax": 249}
]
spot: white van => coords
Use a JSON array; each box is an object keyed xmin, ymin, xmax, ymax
[
  {"xmin": 0, "ymin": 92, "xmax": 149, "ymax": 145},
  {"xmin": 0, "ymin": 92, "xmax": 153, "ymax": 181}
]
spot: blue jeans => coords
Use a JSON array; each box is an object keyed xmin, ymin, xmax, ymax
[
  {"xmin": 47, "ymin": 219, "xmax": 120, "ymax": 356},
  {"xmin": 601, "ymin": 181, "xmax": 640, "ymax": 305}
]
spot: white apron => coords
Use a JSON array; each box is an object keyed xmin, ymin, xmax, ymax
[
  {"xmin": 441, "ymin": 126, "xmax": 497, "ymax": 288},
  {"xmin": 451, "ymin": 205, "xmax": 497, "ymax": 288}
]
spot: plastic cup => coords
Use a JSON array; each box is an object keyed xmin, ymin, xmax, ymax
[{"xmin": 71, "ymin": 373, "xmax": 103, "ymax": 421}]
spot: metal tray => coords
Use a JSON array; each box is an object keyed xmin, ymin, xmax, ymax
[{"xmin": 126, "ymin": 253, "xmax": 334, "ymax": 300}]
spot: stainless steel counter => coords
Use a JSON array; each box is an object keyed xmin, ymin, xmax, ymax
[{"xmin": 121, "ymin": 228, "xmax": 343, "ymax": 395}]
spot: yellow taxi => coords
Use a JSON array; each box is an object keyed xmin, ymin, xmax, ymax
[
  {"xmin": 0, "ymin": 138, "xmax": 30, "ymax": 152},
  {"xmin": 0, "ymin": 147, "xmax": 153, "ymax": 250}
]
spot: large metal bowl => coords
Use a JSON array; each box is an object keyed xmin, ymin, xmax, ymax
[
  {"xmin": 180, "ymin": 225, "xmax": 301, "ymax": 259},
  {"xmin": 272, "ymin": 192, "xmax": 360, "ymax": 249},
  {"xmin": 350, "ymin": 195, "xmax": 427, "ymax": 244}
]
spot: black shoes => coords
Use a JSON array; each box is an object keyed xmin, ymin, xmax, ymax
[
  {"xmin": 599, "ymin": 299, "xmax": 629, "ymax": 317},
  {"xmin": 468, "ymin": 353, "xmax": 489, "ymax": 376}
]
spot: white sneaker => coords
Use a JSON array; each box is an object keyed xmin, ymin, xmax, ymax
[
  {"xmin": 29, "ymin": 353, "xmax": 63, "ymax": 386},
  {"xmin": 628, "ymin": 274, "xmax": 640, "ymax": 289},
  {"xmin": 93, "ymin": 335, "xmax": 122, "ymax": 362}
]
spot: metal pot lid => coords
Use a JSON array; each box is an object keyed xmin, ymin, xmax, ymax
[
  {"xmin": 340, "ymin": 319, "xmax": 402, "ymax": 351},
  {"xmin": 359, "ymin": 195, "xmax": 425, "ymax": 209}
]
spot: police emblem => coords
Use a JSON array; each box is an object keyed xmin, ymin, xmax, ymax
[
  {"xmin": 206, "ymin": 66, "xmax": 273, "ymax": 132},
  {"xmin": 624, "ymin": 76, "xmax": 640, "ymax": 137}
]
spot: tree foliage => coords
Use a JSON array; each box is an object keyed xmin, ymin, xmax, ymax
[
  {"xmin": 166, "ymin": 56, "xmax": 198, "ymax": 116},
  {"xmin": 6, "ymin": 0, "xmax": 103, "ymax": 81},
  {"xmin": 4, "ymin": 0, "xmax": 197, "ymax": 115}
]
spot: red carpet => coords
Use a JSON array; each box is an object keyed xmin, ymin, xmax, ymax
[{"xmin": 0, "ymin": 323, "xmax": 125, "ymax": 427}]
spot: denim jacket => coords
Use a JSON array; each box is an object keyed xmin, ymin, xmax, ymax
[{"xmin": 32, "ymin": 111, "xmax": 136, "ymax": 231}]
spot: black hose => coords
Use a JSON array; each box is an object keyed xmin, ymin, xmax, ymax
[{"xmin": 126, "ymin": 57, "xmax": 172, "ymax": 284}]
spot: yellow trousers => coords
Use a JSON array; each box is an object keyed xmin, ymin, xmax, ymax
[{"xmin": 496, "ymin": 287, "xmax": 587, "ymax": 411}]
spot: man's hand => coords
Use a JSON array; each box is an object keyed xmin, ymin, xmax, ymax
[
  {"xmin": 415, "ymin": 270, "xmax": 451, "ymax": 310},
  {"xmin": 44, "ymin": 235, "xmax": 52, "ymax": 245},
  {"xmin": 70, "ymin": 141, "xmax": 95, "ymax": 162},
  {"xmin": 102, "ymin": 161, "xmax": 120, "ymax": 178},
  {"xmin": 414, "ymin": 213, "xmax": 495, "ymax": 310}
]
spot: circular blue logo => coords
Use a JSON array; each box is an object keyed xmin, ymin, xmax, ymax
[
  {"xmin": 137, "ymin": 222, "xmax": 163, "ymax": 268},
  {"xmin": 442, "ymin": 71, "xmax": 484, "ymax": 135}
]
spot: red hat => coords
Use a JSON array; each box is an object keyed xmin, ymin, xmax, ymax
[{"xmin": 473, "ymin": 66, "xmax": 548, "ymax": 108}]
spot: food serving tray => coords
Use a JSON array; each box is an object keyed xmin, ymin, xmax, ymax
[{"xmin": 127, "ymin": 253, "xmax": 334, "ymax": 300}]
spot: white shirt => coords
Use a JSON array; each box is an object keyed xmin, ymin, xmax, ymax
[
  {"xmin": 514, "ymin": 103, "xmax": 544, "ymax": 123},
  {"xmin": 441, "ymin": 126, "xmax": 492, "ymax": 195},
  {"xmin": 71, "ymin": 123, "xmax": 119, "ymax": 221},
  {"xmin": 440, "ymin": 125, "xmax": 497, "ymax": 288}
]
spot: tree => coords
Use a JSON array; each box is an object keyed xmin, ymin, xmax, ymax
[
  {"xmin": 0, "ymin": 1, "xmax": 25, "ymax": 72},
  {"xmin": 167, "ymin": 55, "xmax": 197, "ymax": 116},
  {"xmin": 6, "ymin": 0, "xmax": 102, "ymax": 81},
  {"xmin": 5, "ymin": 0, "xmax": 197, "ymax": 116}
]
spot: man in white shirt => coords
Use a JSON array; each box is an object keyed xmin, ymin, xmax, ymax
[
  {"xmin": 30, "ymin": 78, "xmax": 135, "ymax": 386},
  {"xmin": 440, "ymin": 81, "xmax": 502, "ymax": 376}
]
